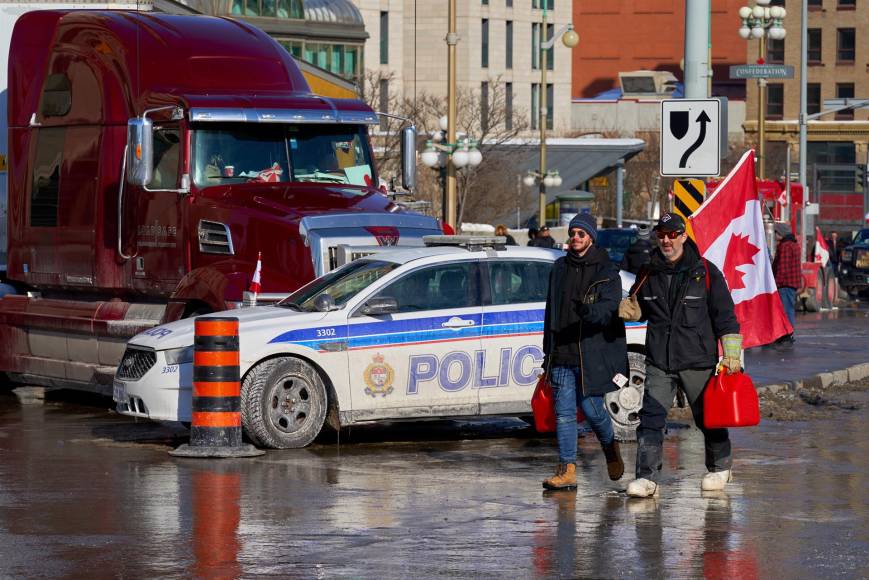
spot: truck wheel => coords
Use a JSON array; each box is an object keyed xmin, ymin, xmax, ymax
[
  {"xmin": 241, "ymin": 357, "xmax": 327, "ymax": 449},
  {"xmin": 605, "ymin": 351, "xmax": 646, "ymax": 442},
  {"xmin": 802, "ymin": 294, "xmax": 819, "ymax": 313}
]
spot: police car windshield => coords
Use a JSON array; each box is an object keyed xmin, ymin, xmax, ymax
[{"xmin": 279, "ymin": 260, "xmax": 399, "ymax": 311}]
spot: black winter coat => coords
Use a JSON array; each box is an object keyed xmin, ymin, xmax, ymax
[
  {"xmin": 635, "ymin": 240, "xmax": 740, "ymax": 372},
  {"xmin": 620, "ymin": 238, "xmax": 653, "ymax": 274},
  {"xmin": 543, "ymin": 246, "xmax": 628, "ymax": 396}
]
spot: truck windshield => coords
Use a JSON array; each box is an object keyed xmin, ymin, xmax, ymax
[
  {"xmin": 192, "ymin": 123, "xmax": 375, "ymax": 188},
  {"xmin": 278, "ymin": 259, "xmax": 399, "ymax": 311}
]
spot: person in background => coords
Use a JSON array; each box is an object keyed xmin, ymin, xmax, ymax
[
  {"xmin": 827, "ymin": 232, "xmax": 839, "ymax": 277},
  {"xmin": 527, "ymin": 227, "xmax": 539, "ymax": 246},
  {"xmin": 495, "ymin": 224, "xmax": 518, "ymax": 246},
  {"xmin": 773, "ymin": 223, "xmax": 801, "ymax": 345},
  {"xmin": 542, "ymin": 213, "xmax": 627, "ymax": 490},
  {"xmin": 529, "ymin": 226, "xmax": 558, "ymax": 249},
  {"xmin": 619, "ymin": 212, "xmax": 742, "ymax": 498},
  {"xmin": 620, "ymin": 223, "xmax": 653, "ymax": 274}
]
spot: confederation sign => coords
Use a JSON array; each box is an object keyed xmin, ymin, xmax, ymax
[
  {"xmin": 660, "ymin": 99, "xmax": 720, "ymax": 177},
  {"xmin": 729, "ymin": 64, "xmax": 795, "ymax": 79}
]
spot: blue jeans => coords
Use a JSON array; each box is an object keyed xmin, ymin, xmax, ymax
[
  {"xmin": 778, "ymin": 287, "xmax": 796, "ymax": 332},
  {"xmin": 550, "ymin": 365, "xmax": 615, "ymax": 464}
]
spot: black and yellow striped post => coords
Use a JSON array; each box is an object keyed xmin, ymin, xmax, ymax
[
  {"xmin": 673, "ymin": 178, "xmax": 705, "ymax": 240},
  {"xmin": 170, "ymin": 317, "xmax": 264, "ymax": 458}
]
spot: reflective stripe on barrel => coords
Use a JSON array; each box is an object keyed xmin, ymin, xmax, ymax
[{"xmin": 190, "ymin": 317, "xmax": 242, "ymax": 448}]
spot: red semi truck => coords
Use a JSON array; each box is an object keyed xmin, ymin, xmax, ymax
[{"xmin": 0, "ymin": 9, "xmax": 438, "ymax": 394}]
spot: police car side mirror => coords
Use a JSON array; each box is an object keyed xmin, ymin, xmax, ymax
[
  {"xmin": 313, "ymin": 293, "xmax": 339, "ymax": 312},
  {"xmin": 360, "ymin": 296, "xmax": 399, "ymax": 316}
]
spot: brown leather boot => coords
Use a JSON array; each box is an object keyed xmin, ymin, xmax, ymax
[
  {"xmin": 542, "ymin": 463, "xmax": 577, "ymax": 490},
  {"xmin": 601, "ymin": 440, "xmax": 624, "ymax": 481}
]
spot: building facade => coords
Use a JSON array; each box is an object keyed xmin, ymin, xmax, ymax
[{"xmin": 352, "ymin": 0, "xmax": 576, "ymax": 135}]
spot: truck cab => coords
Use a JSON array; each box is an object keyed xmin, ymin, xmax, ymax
[{"xmin": 839, "ymin": 228, "xmax": 869, "ymax": 298}]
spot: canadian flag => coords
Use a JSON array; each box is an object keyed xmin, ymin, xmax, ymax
[
  {"xmin": 689, "ymin": 150, "xmax": 792, "ymax": 348},
  {"xmin": 249, "ymin": 251, "xmax": 262, "ymax": 294},
  {"xmin": 814, "ymin": 226, "xmax": 830, "ymax": 267}
]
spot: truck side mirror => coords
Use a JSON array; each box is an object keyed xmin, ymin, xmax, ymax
[
  {"xmin": 400, "ymin": 126, "xmax": 417, "ymax": 192},
  {"xmin": 126, "ymin": 117, "xmax": 153, "ymax": 187}
]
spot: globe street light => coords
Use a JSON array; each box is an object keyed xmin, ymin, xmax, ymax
[
  {"xmin": 527, "ymin": 7, "xmax": 579, "ymax": 227},
  {"xmin": 738, "ymin": 0, "xmax": 786, "ymax": 180},
  {"xmin": 421, "ymin": 128, "xmax": 483, "ymax": 223}
]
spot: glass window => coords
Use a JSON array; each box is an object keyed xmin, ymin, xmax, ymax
[
  {"xmin": 837, "ymin": 28, "xmax": 855, "ymax": 62},
  {"xmin": 506, "ymin": 20, "xmax": 513, "ymax": 69},
  {"xmin": 808, "ymin": 83, "xmax": 821, "ymax": 115},
  {"xmin": 380, "ymin": 12, "xmax": 389, "ymax": 65},
  {"xmin": 245, "ymin": 0, "xmax": 259, "ymax": 16},
  {"xmin": 375, "ymin": 262, "xmax": 480, "ymax": 312},
  {"xmin": 531, "ymin": 83, "xmax": 539, "ymax": 130},
  {"xmin": 808, "ymin": 29, "xmax": 822, "ymax": 63},
  {"xmin": 282, "ymin": 260, "xmax": 400, "ymax": 311},
  {"xmin": 507, "ymin": 0, "xmax": 513, "ymax": 6},
  {"xmin": 488, "ymin": 260, "xmax": 552, "ymax": 305},
  {"xmin": 808, "ymin": 0, "xmax": 822, "ymax": 7},
  {"xmin": 482, "ymin": 19, "xmax": 489, "ymax": 68},
  {"xmin": 192, "ymin": 124, "xmax": 374, "ymax": 188},
  {"xmin": 546, "ymin": 23, "xmax": 554, "ymax": 70},
  {"xmin": 30, "ymin": 127, "xmax": 64, "ymax": 227},
  {"xmin": 505, "ymin": 82, "xmax": 513, "ymax": 130},
  {"xmin": 546, "ymin": 83, "xmax": 553, "ymax": 130},
  {"xmin": 481, "ymin": 82, "xmax": 489, "ymax": 132},
  {"xmin": 331, "ymin": 44, "xmax": 343, "ymax": 75},
  {"xmin": 151, "ymin": 126, "xmax": 181, "ymax": 189},
  {"xmin": 532, "ymin": 23, "xmax": 540, "ymax": 70},
  {"xmin": 836, "ymin": 83, "xmax": 855, "ymax": 119},
  {"xmin": 839, "ymin": 0, "xmax": 856, "ymax": 8},
  {"xmin": 767, "ymin": 38, "xmax": 785, "ymax": 64},
  {"xmin": 767, "ymin": 83, "xmax": 784, "ymax": 119}
]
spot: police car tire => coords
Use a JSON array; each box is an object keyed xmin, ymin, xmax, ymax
[{"xmin": 241, "ymin": 356, "xmax": 328, "ymax": 449}]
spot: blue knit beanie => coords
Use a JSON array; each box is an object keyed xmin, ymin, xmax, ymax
[{"xmin": 568, "ymin": 213, "xmax": 597, "ymax": 241}]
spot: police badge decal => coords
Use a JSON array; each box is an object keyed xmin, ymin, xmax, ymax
[{"xmin": 364, "ymin": 353, "xmax": 395, "ymax": 397}]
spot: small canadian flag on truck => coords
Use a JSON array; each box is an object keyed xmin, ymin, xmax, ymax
[{"xmin": 249, "ymin": 252, "xmax": 262, "ymax": 294}]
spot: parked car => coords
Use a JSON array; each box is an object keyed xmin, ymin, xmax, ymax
[{"xmin": 596, "ymin": 228, "xmax": 638, "ymax": 264}]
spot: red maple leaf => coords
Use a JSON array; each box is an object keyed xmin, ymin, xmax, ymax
[{"xmin": 723, "ymin": 232, "xmax": 760, "ymax": 290}]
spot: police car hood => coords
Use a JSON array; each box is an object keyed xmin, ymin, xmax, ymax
[{"xmin": 128, "ymin": 307, "xmax": 329, "ymax": 350}]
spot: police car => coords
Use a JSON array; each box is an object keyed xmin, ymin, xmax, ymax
[{"xmin": 114, "ymin": 236, "xmax": 647, "ymax": 448}]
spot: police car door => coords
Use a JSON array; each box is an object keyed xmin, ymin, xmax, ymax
[
  {"xmin": 346, "ymin": 260, "xmax": 483, "ymax": 420},
  {"xmin": 478, "ymin": 259, "xmax": 551, "ymax": 415}
]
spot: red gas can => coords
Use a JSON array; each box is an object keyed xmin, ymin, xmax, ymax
[
  {"xmin": 703, "ymin": 371, "xmax": 761, "ymax": 429},
  {"xmin": 531, "ymin": 374, "xmax": 586, "ymax": 433}
]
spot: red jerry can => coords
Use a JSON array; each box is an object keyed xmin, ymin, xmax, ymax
[
  {"xmin": 703, "ymin": 371, "xmax": 761, "ymax": 429},
  {"xmin": 531, "ymin": 374, "xmax": 586, "ymax": 433}
]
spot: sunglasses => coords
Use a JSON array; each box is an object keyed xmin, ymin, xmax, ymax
[
  {"xmin": 568, "ymin": 229, "xmax": 589, "ymax": 239},
  {"xmin": 656, "ymin": 230, "xmax": 684, "ymax": 240}
]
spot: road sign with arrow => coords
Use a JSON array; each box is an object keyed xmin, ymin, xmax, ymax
[{"xmin": 660, "ymin": 99, "xmax": 720, "ymax": 177}]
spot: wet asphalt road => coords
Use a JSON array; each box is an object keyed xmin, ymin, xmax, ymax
[{"xmin": 0, "ymin": 302, "xmax": 867, "ymax": 578}]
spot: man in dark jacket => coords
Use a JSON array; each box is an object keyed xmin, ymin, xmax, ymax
[
  {"xmin": 541, "ymin": 213, "xmax": 628, "ymax": 490},
  {"xmin": 620, "ymin": 212, "xmax": 742, "ymax": 498},
  {"xmin": 773, "ymin": 223, "xmax": 801, "ymax": 344},
  {"xmin": 620, "ymin": 223, "xmax": 653, "ymax": 274},
  {"xmin": 529, "ymin": 225, "xmax": 559, "ymax": 249}
]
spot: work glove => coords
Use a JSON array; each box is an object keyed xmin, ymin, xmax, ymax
[
  {"xmin": 618, "ymin": 295, "xmax": 642, "ymax": 322},
  {"xmin": 718, "ymin": 334, "xmax": 743, "ymax": 374}
]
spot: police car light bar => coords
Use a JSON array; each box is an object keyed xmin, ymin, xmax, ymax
[{"xmin": 423, "ymin": 235, "xmax": 507, "ymax": 251}]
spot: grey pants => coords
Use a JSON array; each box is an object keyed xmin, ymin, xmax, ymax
[{"xmin": 635, "ymin": 364, "xmax": 732, "ymax": 482}]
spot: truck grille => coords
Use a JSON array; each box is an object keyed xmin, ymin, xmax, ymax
[
  {"xmin": 117, "ymin": 347, "xmax": 156, "ymax": 380},
  {"xmin": 198, "ymin": 220, "xmax": 234, "ymax": 255}
]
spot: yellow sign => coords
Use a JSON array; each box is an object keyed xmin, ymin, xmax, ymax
[
  {"xmin": 590, "ymin": 176, "xmax": 608, "ymax": 187},
  {"xmin": 673, "ymin": 178, "xmax": 705, "ymax": 239}
]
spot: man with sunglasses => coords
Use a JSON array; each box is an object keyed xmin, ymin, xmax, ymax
[
  {"xmin": 621, "ymin": 212, "xmax": 742, "ymax": 498},
  {"xmin": 542, "ymin": 213, "xmax": 628, "ymax": 490}
]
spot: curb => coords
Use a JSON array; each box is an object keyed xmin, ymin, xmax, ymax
[{"xmin": 757, "ymin": 362, "xmax": 869, "ymax": 396}]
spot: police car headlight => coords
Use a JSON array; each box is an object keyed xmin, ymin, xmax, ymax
[{"xmin": 164, "ymin": 346, "xmax": 194, "ymax": 366}]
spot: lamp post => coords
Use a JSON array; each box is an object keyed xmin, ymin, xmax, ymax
[
  {"xmin": 738, "ymin": 0, "xmax": 786, "ymax": 181},
  {"xmin": 523, "ymin": 7, "xmax": 578, "ymax": 227},
  {"xmin": 421, "ymin": 115, "xmax": 483, "ymax": 224}
]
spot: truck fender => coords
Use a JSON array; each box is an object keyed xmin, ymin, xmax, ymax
[{"xmin": 168, "ymin": 266, "xmax": 248, "ymax": 316}]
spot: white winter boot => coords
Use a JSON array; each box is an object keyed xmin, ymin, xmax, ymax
[
  {"xmin": 701, "ymin": 469, "xmax": 732, "ymax": 491},
  {"xmin": 626, "ymin": 478, "xmax": 660, "ymax": 498}
]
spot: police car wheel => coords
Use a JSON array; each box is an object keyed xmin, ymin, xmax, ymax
[
  {"xmin": 605, "ymin": 351, "xmax": 646, "ymax": 442},
  {"xmin": 241, "ymin": 356, "xmax": 328, "ymax": 449}
]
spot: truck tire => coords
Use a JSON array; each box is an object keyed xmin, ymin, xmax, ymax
[
  {"xmin": 605, "ymin": 351, "xmax": 646, "ymax": 442},
  {"xmin": 241, "ymin": 356, "xmax": 328, "ymax": 449}
]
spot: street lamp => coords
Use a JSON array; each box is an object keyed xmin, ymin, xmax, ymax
[
  {"xmin": 738, "ymin": 0, "xmax": 786, "ymax": 180},
  {"xmin": 421, "ymin": 115, "xmax": 483, "ymax": 223},
  {"xmin": 525, "ymin": 7, "xmax": 579, "ymax": 227}
]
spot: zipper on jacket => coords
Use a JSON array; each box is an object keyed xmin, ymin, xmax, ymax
[{"xmin": 577, "ymin": 277, "xmax": 609, "ymax": 397}]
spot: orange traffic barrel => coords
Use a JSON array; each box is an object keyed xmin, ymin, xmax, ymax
[{"xmin": 170, "ymin": 317, "xmax": 263, "ymax": 458}]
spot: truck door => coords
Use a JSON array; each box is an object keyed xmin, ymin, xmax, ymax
[
  {"xmin": 346, "ymin": 261, "xmax": 482, "ymax": 420},
  {"xmin": 130, "ymin": 123, "xmax": 184, "ymax": 293}
]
